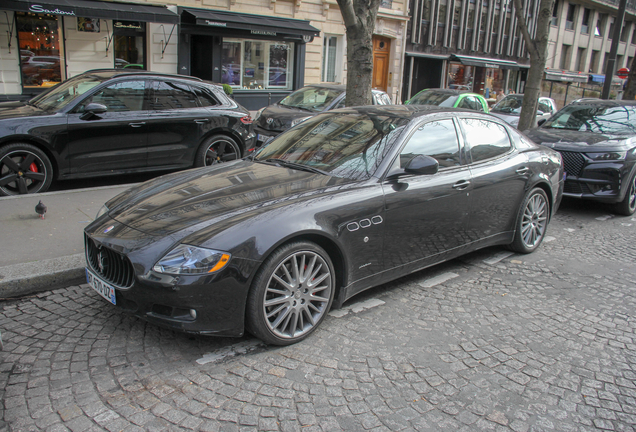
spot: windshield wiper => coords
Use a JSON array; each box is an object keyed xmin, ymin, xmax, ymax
[{"xmin": 264, "ymin": 158, "xmax": 329, "ymax": 176}]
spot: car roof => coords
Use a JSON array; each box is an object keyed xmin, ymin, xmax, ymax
[
  {"xmin": 325, "ymin": 104, "xmax": 497, "ymax": 121},
  {"xmin": 567, "ymin": 99, "xmax": 636, "ymax": 107},
  {"xmin": 80, "ymin": 69, "xmax": 205, "ymax": 83}
]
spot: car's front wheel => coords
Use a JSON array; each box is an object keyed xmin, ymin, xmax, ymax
[
  {"xmin": 195, "ymin": 135, "xmax": 241, "ymax": 167},
  {"xmin": 509, "ymin": 187, "xmax": 549, "ymax": 254},
  {"xmin": 613, "ymin": 172, "xmax": 636, "ymax": 216},
  {"xmin": 246, "ymin": 241, "xmax": 335, "ymax": 346},
  {"xmin": 0, "ymin": 143, "xmax": 53, "ymax": 196}
]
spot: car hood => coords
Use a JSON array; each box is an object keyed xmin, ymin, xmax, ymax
[
  {"xmin": 255, "ymin": 104, "xmax": 315, "ymax": 132},
  {"xmin": 524, "ymin": 128, "xmax": 635, "ymax": 151},
  {"xmin": 0, "ymin": 103, "xmax": 48, "ymax": 119},
  {"xmin": 490, "ymin": 112, "xmax": 520, "ymax": 124},
  {"xmin": 104, "ymin": 160, "xmax": 352, "ymax": 237}
]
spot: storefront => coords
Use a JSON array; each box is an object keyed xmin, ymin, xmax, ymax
[
  {"xmin": 177, "ymin": 8, "xmax": 320, "ymax": 110},
  {"xmin": 447, "ymin": 55, "xmax": 521, "ymax": 98},
  {"xmin": 0, "ymin": 0, "xmax": 178, "ymax": 100}
]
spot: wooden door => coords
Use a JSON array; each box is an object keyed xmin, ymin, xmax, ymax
[{"xmin": 372, "ymin": 36, "xmax": 391, "ymax": 91}]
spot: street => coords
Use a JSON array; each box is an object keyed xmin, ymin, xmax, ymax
[{"xmin": 1, "ymin": 197, "xmax": 635, "ymax": 432}]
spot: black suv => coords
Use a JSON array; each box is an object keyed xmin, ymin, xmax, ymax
[{"xmin": 0, "ymin": 70, "xmax": 256, "ymax": 196}]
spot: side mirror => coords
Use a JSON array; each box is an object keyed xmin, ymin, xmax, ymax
[
  {"xmin": 537, "ymin": 118, "xmax": 547, "ymax": 126},
  {"xmin": 404, "ymin": 155, "xmax": 439, "ymax": 175},
  {"xmin": 84, "ymin": 103, "xmax": 107, "ymax": 114}
]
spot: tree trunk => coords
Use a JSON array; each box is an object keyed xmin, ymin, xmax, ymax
[
  {"xmin": 512, "ymin": 0, "xmax": 554, "ymax": 132},
  {"xmin": 336, "ymin": 0, "xmax": 381, "ymax": 107},
  {"xmin": 623, "ymin": 56, "xmax": 636, "ymax": 100}
]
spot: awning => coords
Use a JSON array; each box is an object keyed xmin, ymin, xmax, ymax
[
  {"xmin": 544, "ymin": 69, "xmax": 588, "ymax": 83},
  {"xmin": 181, "ymin": 8, "xmax": 320, "ymax": 40},
  {"xmin": 2, "ymin": 0, "xmax": 179, "ymax": 23},
  {"xmin": 450, "ymin": 55, "xmax": 519, "ymax": 70},
  {"xmin": 589, "ymin": 74, "xmax": 623, "ymax": 85},
  {"xmin": 405, "ymin": 52, "xmax": 450, "ymax": 60}
]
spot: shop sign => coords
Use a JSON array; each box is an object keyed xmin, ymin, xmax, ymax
[
  {"xmin": 252, "ymin": 30, "xmax": 277, "ymax": 36},
  {"xmin": 560, "ymin": 76, "xmax": 574, "ymax": 82},
  {"xmin": 114, "ymin": 21, "xmax": 143, "ymax": 30},
  {"xmin": 484, "ymin": 64, "xmax": 498, "ymax": 68},
  {"xmin": 205, "ymin": 20, "xmax": 227, "ymax": 27},
  {"xmin": 29, "ymin": 4, "xmax": 76, "ymax": 15}
]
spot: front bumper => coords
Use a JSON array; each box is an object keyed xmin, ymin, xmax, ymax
[
  {"xmin": 84, "ymin": 233, "xmax": 259, "ymax": 336},
  {"xmin": 558, "ymin": 151, "xmax": 634, "ymax": 204}
]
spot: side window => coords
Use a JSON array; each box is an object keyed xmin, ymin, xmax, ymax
[
  {"xmin": 151, "ymin": 81, "xmax": 199, "ymax": 110},
  {"xmin": 192, "ymin": 86, "xmax": 221, "ymax": 107},
  {"xmin": 456, "ymin": 97, "xmax": 472, "ymax": 110},
  {"xmin": 538, "ymin": 100, "xmax": 551, "ymax": 114},
  {"xmin": 460, "ymin": 118, "xmax": 512, "ymax": 163},
  {"xmin": 399, "ymin": 119, "xmax": 461, "ymax": 168},
  {"xmin": 475, "ymin": 97, "xmax": 486, "ymax": 112},
  {"xmin": 85, "ymin": 80, "xmax": 147, "ymax": 112}
]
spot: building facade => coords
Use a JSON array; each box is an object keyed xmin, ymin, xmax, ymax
[
  {"xmin": 402, "ymin": 0, "xmax": 636, "ymax": 106},
  {"xmin": 0, "ymin": 0, "xmax": 409, "ymax": 109}
]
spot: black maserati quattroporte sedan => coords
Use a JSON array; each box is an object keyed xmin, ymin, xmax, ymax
[{"xmin": 84, "ymin": 105, "xmax": 563, "ymax": 345}]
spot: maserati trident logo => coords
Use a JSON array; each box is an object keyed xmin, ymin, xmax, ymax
[
  {"xmin": 266, "ymin": 118, "xmax": 274, "ymax": 125},
  {"xmin": 97, "ymin": 251, "xmax": 107, "ymax": 273}
]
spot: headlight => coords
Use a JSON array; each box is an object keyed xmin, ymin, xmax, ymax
[
  {"xmin": 585, "ymin": 151, "xmax": 627, "ymax": 161},
  {"xmin": 253, "ymin": 108, "xmax": 265, "ymax": 122},
  {"xmin": 291, "ymin": 116, "xmax": 312, "ymax": 127},
  {"xmin": 96, "ymin": 204, "xmax": 109, "ymax": 219},
  {"xmin": 153, "ymin": 244, "xmax": 231, "ymax": 275}
]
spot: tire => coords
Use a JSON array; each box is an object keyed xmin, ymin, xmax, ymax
[
  {"xmin": 194, "ymin": 135, "xmax": 241, "ymax": 167},
  {"xmin": 613, "ymin": 172, "xmax": 636, "ymax": 216},
  {"xmin": 508, "ymin": 187, "xmax": 550, "ymax": 254},
  {"xmin": 0, "ymin": 143, "xmax": 53, "ymax": 196},
  {"xmin": 246, "ymin": 241, "xmax": 335, "ymax": 346}
]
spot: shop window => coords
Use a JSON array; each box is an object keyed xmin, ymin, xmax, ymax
[
  {"xmin": 322, "ymin": 36, "xmax": 341, "ymax": 82},
  {"xmin": 16, "ymin": 12, "xmax": 63, "ymax": 89},
  {"xmin": 222, "ymin": 39, "xmax": 294, "ymax": 90},
  {"xmin": 447, "ymin": 63, "xmax": 474, "ymax": 91},
  {"xmin": 113, "ymin": 21, "xmax": 146, "ymax": 70}
]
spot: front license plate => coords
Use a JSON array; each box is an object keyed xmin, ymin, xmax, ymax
[
  {"xmin": 257, "ymin": 133, "xmax": 270, "ymax": 142},
  {"xmin": 86, "ymin": 268, "xmax": 116, "ymax": 305}
]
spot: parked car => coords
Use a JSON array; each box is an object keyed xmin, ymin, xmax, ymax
[
  {"xmin": 490, "ymin": 94, "xmax": 557, "ymax": 128},
  {"xmin": 405, "ymin": 88, "xmax": 489, "ymax": 113},
  {"xmin": 84, "ymin": 105, "xmax": 563, "ymax": 345},
  {"xmin": 0, "ymin": 69, "xmax": 256, "ymax": 196},
  {"xmin": 253, "ymin": 84, "xmax": 392, "ymax": 146},
  {"xmin": 525, "ymin": 99, "xmax": 636, "ymax": 215}
]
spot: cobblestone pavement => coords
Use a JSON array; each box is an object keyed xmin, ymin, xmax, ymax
[{"xmin": 1, "ymin": 198, "xmax": 635, "ymax": 432}]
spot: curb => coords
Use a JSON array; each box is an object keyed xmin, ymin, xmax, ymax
[{"xmin": 0, "ymin": 254, "xmax": 86, "ymax": 299}]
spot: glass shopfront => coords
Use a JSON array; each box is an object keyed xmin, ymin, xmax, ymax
[
  {"xmin": 16, "ymin": 12, "xmax": 63, "ymax": 89},
  {"xmin": 447, "ymin": 62, "xmax": 506, "ymax": 97},
  {"xmin": 113, "ymin": 21, "xmax": 146, "ymax": 70},
  {"xmin": 221, "ymin": 39, "xmax": 294, "ymax": 90}
]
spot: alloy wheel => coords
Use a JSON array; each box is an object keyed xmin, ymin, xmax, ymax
[
  {"xmin": 0, "ymin": 149, "xmax": 48, "ymax": 195},
  {"xmin": 262, "ymin": 250, "xmax": 333, "ymax": 340},
  {"xmin": 204, "ymin": 139, "xmax": 239, "ymax": 166},
  {"xmin": 520, "ymin": 193, "xmax": 548, "ymax": 248}
]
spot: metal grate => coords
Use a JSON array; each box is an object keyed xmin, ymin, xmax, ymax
[
  {"xmin": 559, "ymin": 151, "xmax": 585, "ymax": 177},
  {"xmin": 85, "ymin": 235, "xmax": 135, "ymax": 288},
  {"xmin": 563, "ymin": 181, "xmax": 592, "ymax": 195}
]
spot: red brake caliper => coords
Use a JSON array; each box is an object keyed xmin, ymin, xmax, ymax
[{"xmin": 29, "ymin": 162, "xmax": 38, "ymax": 172}]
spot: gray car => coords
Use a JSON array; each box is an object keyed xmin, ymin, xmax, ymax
[{"xmin": 490, "ymin": 94, "xmax": 557, "ymax": 128}]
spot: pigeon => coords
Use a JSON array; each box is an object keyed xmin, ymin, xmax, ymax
[{"xmin": 35, "ymin": 200, "xmax": 47, "ymax": 219}]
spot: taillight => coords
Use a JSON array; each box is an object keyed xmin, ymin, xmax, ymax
[{"xmin": 240, "ymin": 116, "xmax": 252, "ymax": 124}]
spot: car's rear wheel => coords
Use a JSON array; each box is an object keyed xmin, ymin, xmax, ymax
[
  {"xmin": 0, "ymin": 143, "xmax": 53, "ymax": 196},
  {"xmin": 195, "ymin": 135, "xmax": 241, "ymax": 167},
  {"xmin": 246, "ymin": 241, "xmax": 335, "ymax": 346},
  {"xmin": 613, "ymin": 172, "xmax": 636, "ymax": 216},
  {"xmin": 509, "ymin": 187, "xmax": 549, "ymax": 254}
]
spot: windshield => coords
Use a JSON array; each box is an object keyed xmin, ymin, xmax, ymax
[
  {"xmin": 491, "ymin": 95, "xmax": 523, "ymax": 114},
  {"xmin": 278, "ymin": 87, "xmax": 343, "ymax": 112},
  {"xmin": 31, "ymin": 74, "xmax": 105, "ymax": 111},
  {"xmin": 542, "ymin": 104, "xmax": 636, "ymax": 135},
  {"xmin": 254, "ymin": 112, "xmax": 409, "ymax": 180},
  {"xmin": 407, "ymin": 90, "xmax": 459, "ymax": 107}
]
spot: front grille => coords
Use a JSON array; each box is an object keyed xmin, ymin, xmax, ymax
[
  {"xmin": 85, "ymin": 235, "xmax": 135, "ymax": 288},
  {"xmin": 559, "ymin": 151, "xmax": 585, "ymax": 177}
]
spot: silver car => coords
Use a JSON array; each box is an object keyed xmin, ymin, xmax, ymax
[{"xmin": 490, "ymin": 94, "xmax": 557, "ymax": 128}]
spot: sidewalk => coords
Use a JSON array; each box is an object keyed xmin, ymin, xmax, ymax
[{"xmin": 0, "ymin": 184, "xmax": 136, "ymax": 298}]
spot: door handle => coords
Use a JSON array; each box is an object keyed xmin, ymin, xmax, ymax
[
  {"xmin": 452, "ymin": 180, "xmax": 471, "ymax": 190},
  {"xmin": 129, "ymin": 122, "xmax": 146, "ymax": 128},
  {"xmin": 516, "ymin": 167, "xmax": 530, "ymax": 175},
  {"xmin": 194, "ymin": 118, "xmax": 210, "ymax": 124}
]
